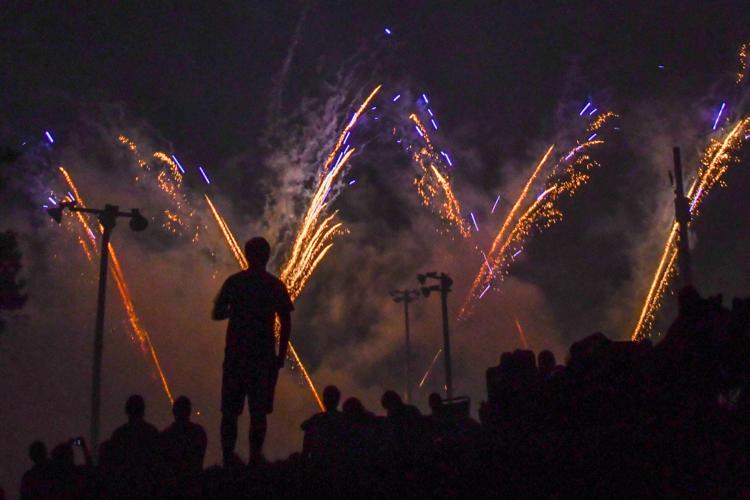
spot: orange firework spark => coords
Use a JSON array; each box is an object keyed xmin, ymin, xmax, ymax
[
  {"xmin": 152, "ymin": 152, "xmax": 184, "ymax": 184},
  {"xmin": 78, "ymin": 237, "xmax": 93, "ymax": 262},
  {"xmin": 409, "ymin": 114, "xmax": 470, "ymax": 237},
  {"xmin": 587, "ymin": 112, "xmax": 618, "ymax": 133},
  {"xmin": 58, "ymin": 166, "xmax": 174, "ymax": 403},
  {"xmin": 281, "ymin": 145, "xmax": 352, "ymax": 299},
  {"xmin": 119, "ymin": 137, "xmax": 195, "ymax": 236},
  {"xmin": 514, "ymin": 316, "xmax": 529, "ymax": 349},
  {"xmin": 458, "ymin": 144, "xmax": 554, "ymax": 318},
  {"xmin": 459, "ymin": 125, "xmax": 611, "ymax": 321},
  {"xmin": 319, "ymin": 85, "xmax": 382, "ymax": 179},
  {"xmin": 418, "ymin": 348, "xmax": 442, "ymax": 389},
  {"xmin": 631, "ymin": 118, "xmax": 750, "ymax": 340},
  {"xmin": 491, "ymin": 146, "xmax": 603, "ymax": 269},
  {"xmin": 108, "ymin": 247, "xmax": 174, "ymax": 403},
  {"xmin": 205, "ymin": 194, "xmax": 247, "ymax": 268},
  {"xmin": 117, "ymin": 135, "xmax": 148, "ymax": 170},
  {"xmin": 737, "ymin": 43, "xmax": 748, "ymax": 84}
]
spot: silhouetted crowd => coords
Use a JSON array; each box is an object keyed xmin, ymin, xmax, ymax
[{"xmin": 17, "ymin": 287, "xmax": 750, "ymax": 498}]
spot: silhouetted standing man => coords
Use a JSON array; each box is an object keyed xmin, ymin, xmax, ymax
[{"xmin": 213, "ymin": 237, "xmax": 293, "ymax": 464}]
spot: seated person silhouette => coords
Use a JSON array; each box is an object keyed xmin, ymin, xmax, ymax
[
  {"xmin": 48, "ymin": 439, "xmax": 92, "ymax": 499},
  {"xmin": 161, "ymin": 396, "xmax": 207, "ymax": 480},
  {"xmin": 341, "ymin": 397, "xmax": 376, "ymax": 458},
  {"xmin": 20, "ymin": 441, "xmax": 52, "ymax": 500},
  {"xmin": 537, "ymin": 350, "xmax": 557, "ymax": 380},
  {"xmin": 213, "ymin": 237, "xmax": 294, "ymax": 464},
  {"xmin": 380, "ymin": 390, "xmax": 424, "ymax": 453},
  {"xmin": 108, "ymin": 395, "xmax": 160, "ymax": 495},
  {"xmin": 301, "ymin": 385, "xmax": 345, "ymax": 460}
]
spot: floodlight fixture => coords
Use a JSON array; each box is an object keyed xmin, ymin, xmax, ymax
[
  {"xmin": 47, "ymin": 206, "xmax": 64, "ymax": 223},
  {"xmin": 129, "ymin": 209, "xmax": 148, "ymax": 232}
]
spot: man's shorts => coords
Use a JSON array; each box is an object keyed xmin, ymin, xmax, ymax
[{"xmin": 221, "ymin": 355, "xmax": 278, "ymax": 416}]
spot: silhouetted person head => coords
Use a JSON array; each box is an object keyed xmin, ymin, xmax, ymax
[
  {"xmin": 514, "ymin": 349, "xmax": 536, "ymax": 372},
  {"xmin": 173, "ymin": 396, "xmax": 192, "ymax": 423},
  {"xmin": 342, "ymin": 397, "xmax": 365, "ymax": 415},
  {"xmin": 322, "ymin": 385, "xmax": 341, "ymax": 412},
  {"xmin": 499, "ymin": 351, "xmax": 513, "ymax": 369},
  {"xmin": 28, "ymin": 441, "xmax": 48, "ymax": 465},
  {"xmin": 125, "ymin": 394, "xmax": 146, "ymax": 422},
  {"xmin": 381, "ymin": 390, "xmax": 403, "ymax": 416},
  {"xmin": 245, "ymin": 237, "xmax": 271, "ymax": 270},
  {"xmin": 428, "ymin": 393, "xmax": 442, "ymax": 413},
  {"xmin": 538, "ymin": 350, "xmax": 556, "ymax": 376}
]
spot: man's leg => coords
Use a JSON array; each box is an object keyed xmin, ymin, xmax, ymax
[
  {"xmin": 221, "ymin": 368, "xmax": 243, "ymax": 465},
  {"xmin": 249, "ymin": 412, "xmax": 267, "ymax": 460},
  {"xmin": 221, "ymin": 414, "xmax": 239, "ymax": 463}
]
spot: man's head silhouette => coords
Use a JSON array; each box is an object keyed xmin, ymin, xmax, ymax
[
  {"xmin": 428, "ymin": 393, "xmax": 442, "ymax": 413},
  {"xmin": 322, "ymin": 385, "xmax": 341, "ymax": 412},
  {"xmin": 538, "ymin": 350, "xmax": 556, "ymax": 375},
  {"xmin": 173, "ymin": 395, "xmax": 192, "ymax": 423},
  {"xmin": 342, "ymin": 397, "xmax": 365, "ymax": 415},
  {"xmin": 381, "ymin": 390, "xmax": 403, "ymax": 416},
  {"xmin": 28, "ymin": 441, "xmax": 47, "ymax": 465},
  {"xmin": 125, "ymin": 394, "xmax": 145, "ymax": 421},
  {"xmin": 245, "ymin": 237, "xmax": 271, "ymax": 270}
]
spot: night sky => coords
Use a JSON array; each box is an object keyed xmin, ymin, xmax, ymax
[{"xmin": 2, "ymin": 1, "xmax": 750, "ymax": 492}]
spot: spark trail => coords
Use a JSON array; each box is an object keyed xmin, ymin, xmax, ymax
[
  {"xmin": 409, "ymin": 113, "xmax": 471, "ymax": 237},
  {"xmin": 514, "ymin": 316, "xmax": 529, "ymax": 349},
  {"xmin": 118, "ymin": 136, "xmax": 196, "ymax": 239},
  {"xmin": 284, "ymin": 85, "xmax": 382, "ymax": 299},
  {"xmin": 737, "ymin": 43, "xmax": 748, "ymax": 84},
  {"xmin": 631, "ymin": 117, "xmax": 750, "ymax": 340},
  {"xmin": 59, "ymin": 166, "xmax": 175, "ymax": 404},
  {"xmin": 205, "ymin": 195, "xmax": 246, "ymax": 268},
  {"xmin": 458, "ymin": 144, "xmax": 554, "ymax": 318},
  {"xmin": 418, "ymin": 348, "xmax": 442, "ymax": 389},
  {"xmin": 459, "ymin": 113, "xmax": 615, "ymax": 320}
]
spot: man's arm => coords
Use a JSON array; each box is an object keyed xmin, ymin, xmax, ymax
[
  {"xmin": 212, "ymin": 281, "xmax": 231, "ymax": 320},
  {"xmin": 277, "ymin": 310, "xmax": 291, "ymax": 368}
]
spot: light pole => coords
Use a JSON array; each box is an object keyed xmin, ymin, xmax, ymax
[
  {"xmin": 47, "ymin": 201, "xmax": 148, "ymax": 458},
  {"xmin": 417, "ymin": 272, "xmax": 454, "ymax": 399},
  {"xmin": 389, "ymin": 289, "xmax": 420, "ymax": 404},
  {"xmin": 672, "ymin": 147, "xmax": 693, "ymax": 287}
]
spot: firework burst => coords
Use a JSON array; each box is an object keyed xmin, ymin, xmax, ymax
[{"xmin": 459, "ymin": 111, "xmax": 614, "ymax": 320}]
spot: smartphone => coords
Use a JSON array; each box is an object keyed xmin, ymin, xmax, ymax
[{"xmin": 73, "ymin": 438, "xmax": 82, "ymax": 447}]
